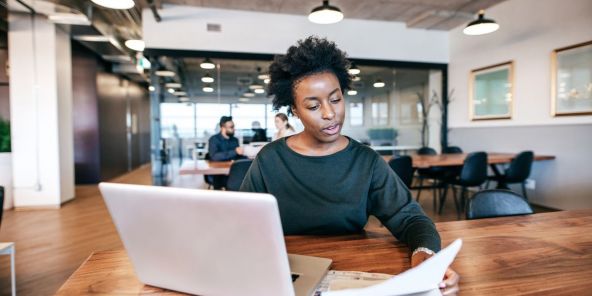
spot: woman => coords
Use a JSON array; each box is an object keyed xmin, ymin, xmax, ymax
[
  {"xmin": 273, "ymin": 113, "xmax": 296, "ymax": 140},
  {"xmin": 240, "ymin": 36, "xmax": 459, "ymax": 295}
]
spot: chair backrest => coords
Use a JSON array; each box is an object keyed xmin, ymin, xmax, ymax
[
  {"xmin": 466, "ymin": 189, "xmax": 533, "ymax": 220},
  {"xmin": 0, "ymin": 186, "xmax": 4, "ymax": 229},
  {"xmin": 442, "ymin": 146, "xmax": 463, "ymax": 154},
  {"xmin": 203, "ymin": 153, "xmax": 214, "ymax": 185},
  {"xmin": 459, "ymin": 152, "xmax": 488, "ymax": 186},
  {"xmin": 226, "ymin": 159, "xmax": 254, "ymax": 191},
  {"xmin": 417, "ymin": 147, "xmax": 437, "ymax": 155},
  {"xmin": 388, "ymin": 156, "xmax": 414, "ymax": 188},
  {"xmin": 505, "ymin": 151, "xmax": 534, "ymax": 182}
]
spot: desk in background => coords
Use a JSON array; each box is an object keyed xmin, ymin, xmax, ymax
[{"xmin": 56, "ymin": 210, "xmax": 592, "ymax": 295}]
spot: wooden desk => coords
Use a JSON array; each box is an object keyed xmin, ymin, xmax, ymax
[
  {"xmin": 178, "ymin": 160, "xmax": 232, "ymax": 175},
  {"xmin": 382, "ymin": 153, "xmax": 555, "ymax": 169},
  {"xmin": 57, "ymin": 210, "xmax": 592, "ymax": 295}
]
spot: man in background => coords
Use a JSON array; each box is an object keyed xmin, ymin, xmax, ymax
[{"xmin": 207, "ymin": 116, "xmax": 244, "ymax": 189}]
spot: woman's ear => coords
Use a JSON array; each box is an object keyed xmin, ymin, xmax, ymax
[{"xmin": 291, "ymin": 106, "xmax": 298, "ymax": 118}]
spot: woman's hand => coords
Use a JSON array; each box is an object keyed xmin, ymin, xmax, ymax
[{"xmin": 411, "ymin": 251, "xmax": 460, "ymax": 295}]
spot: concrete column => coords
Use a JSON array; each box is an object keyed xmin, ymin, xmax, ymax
[{"xmin": 8, "ymin": 13, "xmax": 74, "ymax": 208}]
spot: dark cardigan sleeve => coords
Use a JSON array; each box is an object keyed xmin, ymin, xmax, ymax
[{"xmin": 367, "ymin": 155, "xmax": 441, "ymax": 253}]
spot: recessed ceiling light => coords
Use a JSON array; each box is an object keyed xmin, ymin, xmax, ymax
[
  {"xmin": 347, "ymin": 89, "xmax": 358, "ymax": 95},
  {"xmin": 148, "ymin": 86, "xmax": 155, "ymax": 92},
  {"xmin": 239, "ymin": 98, "xmax": 250, "ymax": 102},
  {"xmin": 48, "ymin": 13, "xmax": 91, "ymax": 25},
  {"xmin": 373, "ymin": 79, "xmax": 385, "ymax": 88},
  {"xmin": 125, "ymin": 39, "xmax": 145, "ymax": 52},
  {"xmin": 174, "ymin": 91, "xmax": 187, "ymax": 96},
  {"xmin": 254, "ymin": 88, "xmax": 265, "ymax": 94},
  {"xmin": 168, "ymin": 88, "xmax": 175, "ymax": 94},
  {"xmin": 203, "ymin": 85, "xmax": 214, "ymax": 93},
  {"xmin": 91, "ymin": 0, "xmax": 135, "ymax": 10},
  {"xmin": 200, "ymin": 58, "xmax": 215, "ymax": 69},
  {"xmin": 258, "ymin": 74, "xmax": 270, "ymax": 80},
  {"xmin": 463, "ymin": 10, "xmax": 499, "ymax": 36},
  {"xmin": 201, "ymin": 73, "xmax": 214, "ymax": 83},
  {"xmin": 165, "ymin": 83, "xmax": 182, "ymax": 88},
  {"xmin": 348, "ymin": 64, "xmax": 360, "ymax": 75},
  {"xmin": 309, "ymin": 0, "xmax": 344, "ymax": 24},
  {"xmin": 249, "ymin": 83, "xmax": 264, "ymax": 90},
  {"xmin": 179, "ymin": 97, "xmax": 190, "ymax": 102},
  {"xmin": 155, "ymin": 70, "xmax": 175, "ymax": 77},
  {"xmin": 263, "ymin": 78, "xmax": 270, "ymax": 84}
]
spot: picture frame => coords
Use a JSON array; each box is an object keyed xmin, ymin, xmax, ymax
[
  {"xmin": 551, "ymin": 40, "xmax": 592, "ymax": 116},
  {"xmin": 469, "ymin": 61, "xmax": 514, "ymax": 120}
]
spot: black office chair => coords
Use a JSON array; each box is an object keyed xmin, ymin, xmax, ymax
[
  {"xmin": 487, "ymin": 151, "xmax": 534, "ymax": 200},
  {"xmin": 226, "ymin": 159, "xmax": 253, "ymax": 191},
  {"xmin": 414, "ymin": 147, "xmax": 443, "ymax": 210},
  {"xmin": 442, "ymin": 146, "xmax": 463, "ymax": 154},
  {"xmin": 439, "ymin": 152, "xmax": 488, "ymax": 217},
  {"xmin": 203, "ymin": 153, "xmax": 214, "ymax": 189},
  {"xmin": 388, "ymin": 156, "xmax": 414, "ymax": 189},
  {"xmin": 466, "ymin": 189, "xmax": 533, "ymax": 220}
]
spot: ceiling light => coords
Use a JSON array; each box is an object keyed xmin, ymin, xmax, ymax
[
  {"xmin": 347, "ymin": 89, "xmax": 358, "ymax": 96},
  {"xmin": 309, "ymin": 0, "xmax": 344, "ymax": 24},
  {"xmin": 249, "ymin": 83, "xmax": 264, "ymax": 90},
  {"xmin": 254, "ymin": 88, "xmax": 265, "ymax": 94},
  {"xmin": 263, "ymin": 78, "xmax": 270, "ymax": 84},
  {"xmin": 244, "ymin": 91, "xmax": 255, "ymax": 97},
  {"xmin": 179, "ymin": 97, "xmax": 190, "ymax": 102},
  {"xmin": 463, "ymin": 10, "xmax": 499, "ymax": 36},
  {"xmin": 201, "ymin": 73, "xmax": 214, "ymax": 83},
  {"xmin": 373, "ymin": 79, "xmax": 385, "ymax": 88},
  {"xmin": 165, "ymin": 83, "xmax": 182, "ymax": 88},
  {"xmin": 203, "ymin": 85, "xmax": 214, "ymax": 93},
  {"xmin": 168, "ymin": 88, "xmax": 175, "ymax": 94},
  {"xmin": 74, "ymin": 35, "xmax": 112, "ymax": 42},
  {"xmin": 174, "ymin": 91, "xmax": 187, "ymax": 96},
  {"xmin": 239, "ymin": 98, "xmax": 250, "ymax": 102},
  {"xmin": 352, "ymin": 75, "xmax": 361, "ymax": 81},
  {"xmin": 258, "ymin": 74, "xmax": 270, "ymax": 80},
  {"xmin": 200, "ymin": 58, "xmax": 216, "ymax": 69},
  {"xmin": 48, "ymin": 13, "xmax": 91, "ymax": 25},
  {"xmin": 155, "ymin": 70, "xmax": 175, "ymax": 77},
  {"xmin": 125, "ymin": 39, "xmax": 145, "ymax": 52},
  {"xmin": 148, "ymin": 86, "xmax": 155, "ymax": 92},
  {"xmin": 91, "ymin": 0, "xmax": 135, "ymax": 10},
  {"xmin": 348, "ymin": 64, "xmax": 360, "ymax": 75}
]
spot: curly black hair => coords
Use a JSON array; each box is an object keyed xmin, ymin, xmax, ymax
[{"xmin": 267, "ymin": 36, "xmax": 352, "ymax": 115}]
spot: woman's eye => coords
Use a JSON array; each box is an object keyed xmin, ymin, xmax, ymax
[
  {"xmin": 307, "ymin": 105, "xmax": 320, "ymax": 111},
  {"xmin": 330, "ymin": 97, "xmax": 342, "ymax": 103}
]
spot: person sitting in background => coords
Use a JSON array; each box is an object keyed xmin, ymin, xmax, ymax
[
  {"xmin": 240, "ymin": 36, "xmax": 459, "ymax": 295},
  {"xmin": 273, "ymin": 113, "xmax": 296, "ymax": 140},
  {"xmin": 208, "ymin": 116, "xmax": 244, "ymax": 189},
  {"xmin": 250, "ymin": 121, "xmax": 268, "ymax": 142}
]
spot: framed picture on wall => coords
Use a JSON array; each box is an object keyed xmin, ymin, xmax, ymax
[
  {"xmin": 551, "ymin": 40, "xmax": 592, "ymax": 116},
  {"xmin": 469, "ymin": 61, "xmax": 514, "ymax": 120}
]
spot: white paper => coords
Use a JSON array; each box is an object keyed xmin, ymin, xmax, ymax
[{"xmin": 321, "ymin": 239, "xmax": 462, "ymax": 296}]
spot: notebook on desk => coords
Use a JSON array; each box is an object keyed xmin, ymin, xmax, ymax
[{"xmin": 99, "ymin": 183, "xmax": 331, "ymax": 296}]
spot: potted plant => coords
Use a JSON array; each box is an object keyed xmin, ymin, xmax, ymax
[{"xmin": 0, "ymin": 119, "xmax": 12, "ymax": 209}]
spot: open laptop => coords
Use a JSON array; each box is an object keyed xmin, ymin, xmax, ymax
[{"xmin": 99, "ymin": 182, "xmax": 332, "ymax": 296}]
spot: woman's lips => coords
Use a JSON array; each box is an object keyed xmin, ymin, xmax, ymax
[{"xmin": 322, "ymin": 124, "xmax": 340, "ymax": 136}]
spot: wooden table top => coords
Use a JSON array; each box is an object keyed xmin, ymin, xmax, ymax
[
  {"xmin": 382, "ymin": 152, "xmax": 555, "ymax": 169},
  {"xmin": 178, "ymin": 160, "xmax": 233, "ymax": 175},
  {"xmin": 57, "ymin": 210, "xmax": 592, "ymax": 295}
]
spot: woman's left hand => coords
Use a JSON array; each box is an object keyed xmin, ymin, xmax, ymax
[{"xmin": 439, "ymin": 268, "xmax": 460, "ymax": 295}]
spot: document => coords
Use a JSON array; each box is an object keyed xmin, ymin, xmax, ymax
[{"xmin": 319, "ymin": 239, "xmax": 462, "ymax": 296}]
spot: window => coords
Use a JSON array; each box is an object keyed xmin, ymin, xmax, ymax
[
  {"xmin": 371, "ymin": 100, "xmax": 388, "ymax": 126},
  {"xmin": 160, "ymin": 103, "xmax": 195, "ymax": 138},
  {"xmin": 195, "ymin": 103, "xmax": 230, "ymax": 138},
  {"xmin": 349, "ymin": 102, "xmax": 364, "ymax": 126},
  {"xmin": 230, "ymin": 104, "xmax": 267, "ymax": 129}
]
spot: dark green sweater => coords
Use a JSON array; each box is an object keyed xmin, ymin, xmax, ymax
[{"xmin": 239, "ymin": 136, "xmax": 441, "ymax": 252}]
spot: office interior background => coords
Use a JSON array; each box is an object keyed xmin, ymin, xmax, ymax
[{"xmin": 0, "ymin": 0, "xmax": 591, "ymax": 295}]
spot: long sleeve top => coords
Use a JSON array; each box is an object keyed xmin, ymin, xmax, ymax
[
  {"xmin": 208, "ymin": 133, "xmax": 240, "ymax": 161},
  {"xmin": 239, "ymin": 136, "xmax": 441, "ymax": 252}
]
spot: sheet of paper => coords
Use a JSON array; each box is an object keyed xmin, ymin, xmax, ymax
[{"xmin": 321, "ymin": 239, "xmax": 462, "ymax": 296}]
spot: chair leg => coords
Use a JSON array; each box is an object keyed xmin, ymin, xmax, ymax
[
  {"xmin": 485, "ymin": 179, "xmax": 490, "ymax": 189},
  {"xmin": 457, "ymin": 187, "xmax": 466, "ymax": 218},
  {"xmin": 522, "ymin": 183, "xmax": 528, "ymax": 201},
  {"xmin": 416, "ymin": 178, "xmax": 424, "ymax": 202},
  {"xmin": 438, "ymin": 184, "xmax": 449, "ymax": 214},
  {"xmin": 432, "ymin": 183, "xmax": 438, "ymax": 212}
]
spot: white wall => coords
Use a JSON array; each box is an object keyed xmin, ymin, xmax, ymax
[
  {"xmin": 448, "ymin": 0, "xmax": 592, "ymax": 128},
  {"xmin": 448, "ymin": 0, "xmax": 592, "ymax": 210},
  {"xmin": 9, "ymin": 14, "xmax": 74, "ymax": 207},
  {"xmin": 143, "ymin": 5, "xmax": 449, "ymax": 63}
]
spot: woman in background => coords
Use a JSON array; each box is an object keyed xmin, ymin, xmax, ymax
[{"xmin": 273, "ymin": 113, "xmax": 296, "ymax": 140}]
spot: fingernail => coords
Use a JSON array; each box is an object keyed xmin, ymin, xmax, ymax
[{"xmin": 439, "ymin": 283, "xmax": 446, "ymax": 288}]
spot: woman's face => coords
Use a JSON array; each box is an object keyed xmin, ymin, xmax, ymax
[
  {"xmin": 292, "ymin": 71, "xmax": 345, "ymax": 144},
  {"xmin": 274, "ymin": 116, "xmax": 285, "ymax": 130}
]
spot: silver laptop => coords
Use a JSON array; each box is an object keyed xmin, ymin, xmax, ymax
[{"xmin": 99, "ymin": 182, "xmax": 332, "ymax": 296}]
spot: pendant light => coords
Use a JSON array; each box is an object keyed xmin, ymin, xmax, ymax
[
  {"xmin": 308, "ymin": 1, "xmax": 344, "ymax": 24},
  {"xmin": 200, "ymin": 58, "xmax": 216, "ymax": 69},
  {"xmin": 347, "ymin": 89, "xmax": 357, "ymax": 96},
  {"xmin": 201, "ymin": 73, "xmax": 214, "ymax": 83},
  {"xmin": 463, "ymin": 10, "xmax": 499, "ymax": 36},
  {"xmin": 373, "ymin": 79, "xmax": 385, "ymax": 88},
  {"xmin": 348, "ymin": 63, "xmax": 360, "ymax": 75},
  {"xmin": 125, "ymin": 39, "xmax": 145, "ymax": 52},
  {"xmin": 203, "ymin": 85, "xmax": 214, "ymax": 93},
  {"xmin": 91, "ymin": 0, "xmax": 135, "ymax": 10}
]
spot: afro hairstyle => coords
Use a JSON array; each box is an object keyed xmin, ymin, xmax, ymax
[{"xmin": 267, "ymin": 36, "xmax": 352, "ymax": 115}]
